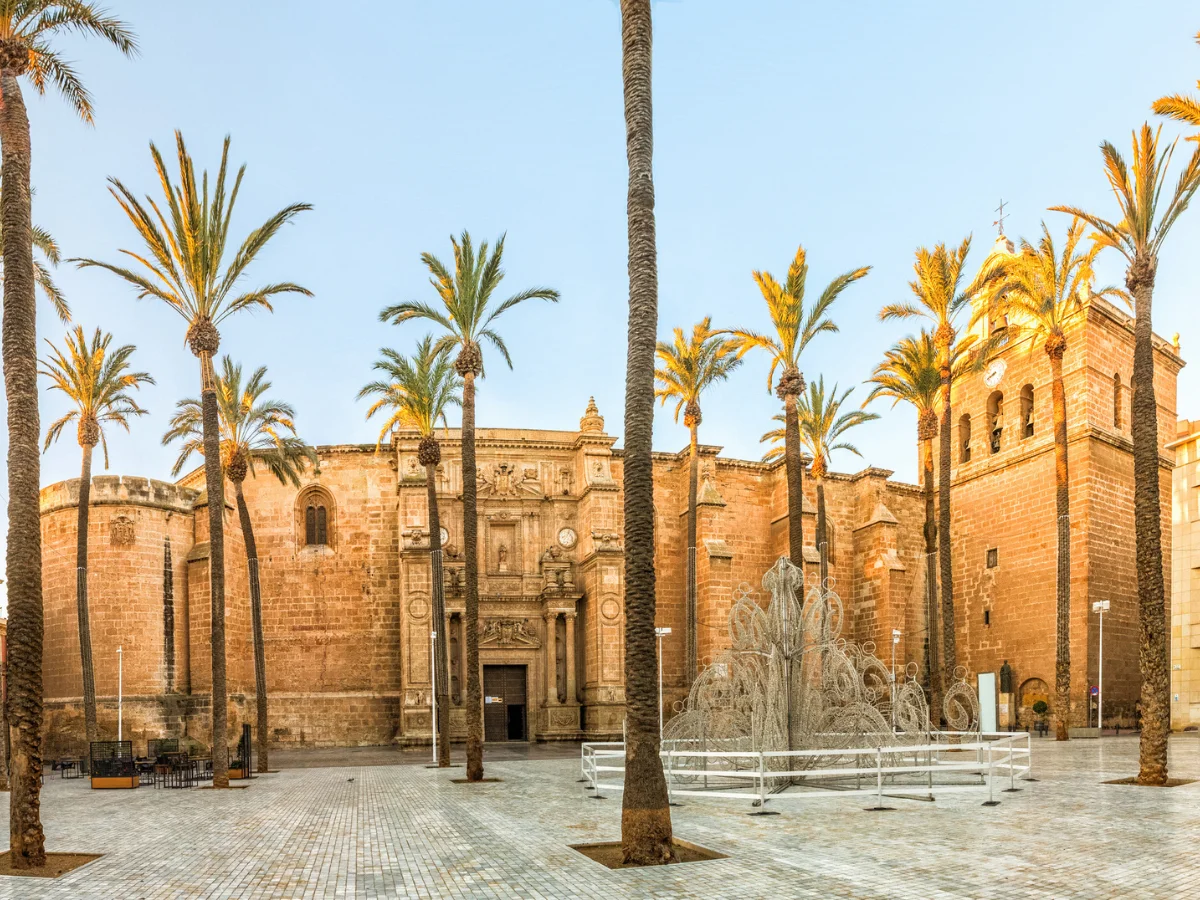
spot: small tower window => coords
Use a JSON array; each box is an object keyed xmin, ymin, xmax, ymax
[
  {"xmin": 987, "ymin": 391, "xmax": 1005, "ymax": 454},
  {"xmin": 986, "ymin": 547, "xmax": 998, "ymax": 568},
  {"xmin": 958, "ymin": 413, "xmax": 972, "ymax": 463},
  {"xmin": 297, "ymin": 485, "xmax": 336, "ymax": 549},
  {"xmin": 1113, "ymin": 373, "xmax": 1122, "ymax": 429},
  {"xmin": 1020, "ymin": 384, "xmax": 1034, "ymax": 439}
]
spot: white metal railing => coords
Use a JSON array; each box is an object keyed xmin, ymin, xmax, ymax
[{"xmin": 581, "ymin": 731, "xmax": 1032, "ymax": 812}]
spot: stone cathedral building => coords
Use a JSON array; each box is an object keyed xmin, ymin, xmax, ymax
[{"xmin": 38, "ymin": 265, "xmax": 1185, "ymax": 753}]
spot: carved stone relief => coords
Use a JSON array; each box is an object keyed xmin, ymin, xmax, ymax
[
  {"xmin": 110, "ymin": 515, "xmax": 136, "ymax": 546},
  {"xmin": 478, "ymin": 618, "xmax": 540, "ymax": 648}
]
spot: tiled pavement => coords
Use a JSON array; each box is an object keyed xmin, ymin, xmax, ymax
[{"xmin": 2, "ymin": 734, "xmax": 1198, "ymax": 899}]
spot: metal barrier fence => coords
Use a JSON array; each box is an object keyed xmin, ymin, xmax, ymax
[{"xmin": 581, "ymin": 732, "xmax": 1033, "ymax": 811}]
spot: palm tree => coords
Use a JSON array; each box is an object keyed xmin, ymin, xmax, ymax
[
  {"xmin": 1053, "ymin": 125, "xmax": 1200, "ymax": 784},
  {"xmin": 976, "ymin": 220, "xmax": 1127, "ymax": 740},
  {"xmin": 0, "ymin": 203, "xmax": 70, "ymax": 323},
  {"xmin": 615, "ymin": 0, "xmax": 673, "ymax": 864},
  {"xmin": 40, "ymin": 327, "xmax": 151, "ymax": 747},
  {"xmin": 0, "ymin": 206, "xmax": 65, "ymax": 797},
  {"xmin": 880, "ymin": 240, "xmax": 1001, "ymax": 684},
  {"xmin": 359, "ymin": 337, "xmax": 461, "ymax": 767},
  {"xmin": 864, "ymin": 331, "xmax": 946, "ymax": 715},
  {"xmin": 75, "ymin": 132, "xmax": 311, "ymax": 788},
  {"xmin": 0, "ymin": 4, "xmax": 135, "ymax": 868},
  {"xmin": 162, "ymin": 357, "xmax": 315, "ymax": 774},
  {"xmin": 796, "ymin": 378, "xmax": 878, "ymax": 588},
  {"xmin": 1152, "ymin": 30, "xmax": 1200, "ymax": 131},
  {"xmin": 727, "ymin": 246, "xmax": 869, "ymax": 580},
  {"xmin": 654, "ymin": 317, "xmax": 740, "ymax": 687},
  {"xmin": 379, "ymin": 233, "xmax": 557, "ymax": 782}
]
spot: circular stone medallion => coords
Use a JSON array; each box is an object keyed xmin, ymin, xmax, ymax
[
  {"xmin": 409, "ymin": 597, "xmax": 430, "ymax": 620},
  {"xmin": 601, "ymin": 598, "xmax": 620, "ymax": 620}
]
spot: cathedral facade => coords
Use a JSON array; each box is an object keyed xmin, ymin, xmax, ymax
[{"xmin": 38, "ymin": 295, "xmax": 1184, "ymax": 754}]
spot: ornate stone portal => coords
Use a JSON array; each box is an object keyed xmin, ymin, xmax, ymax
[{"xmin": 395, "ymin": 400, "xmax": 619, "ymax": 744}]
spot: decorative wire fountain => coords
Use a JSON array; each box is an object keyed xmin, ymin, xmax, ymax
[{"xmin": 661, "ymin": 555, "xmax": 984, "ymax": 787}]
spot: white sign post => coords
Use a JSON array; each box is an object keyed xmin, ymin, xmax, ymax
[
  {"xmin": 1092, "ymin": 600, "xmax": 1110, "ymax": 734},
  {"xmin": 655, "ymin": 627, "xmax": 672, "ymax": 736}
]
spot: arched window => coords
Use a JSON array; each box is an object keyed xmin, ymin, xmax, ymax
[
  {"xmin": 297, "ymin": 485, "xmax": 336, "ymax": 549},
  {"xmin": 987, "ymin": 391, "xmax": 1004, "ymax": 454},
  {"xmin": 1113, "ymin": 373, "xmax": 1122, "ymax": 429},
  {"xmin": 958, "ymin": 413, "xmax": 972, "ymax": 463},
  {"xmin": 1020, "ymin": 384, "xmax": 1034, "ymax": 439}
]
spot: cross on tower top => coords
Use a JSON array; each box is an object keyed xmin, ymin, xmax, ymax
[{"xmin": 993, "ymin": 199, "xmax": 1008, "ymax": 236}]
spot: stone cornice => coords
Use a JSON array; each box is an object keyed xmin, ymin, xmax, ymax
[
  {"xmin": 1084, "ymin": 296, "xmax": 1186, "ymax": 372},
  {"xmin": 40, "ymin": 476, "xmax": 199, "ymax": 516}
]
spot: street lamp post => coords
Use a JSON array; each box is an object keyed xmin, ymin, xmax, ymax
[
  {"xmin": 117, "ymin": 645, "xmax": 123, "ymax": 744},
  {"xmin": 891, "ymin": 629, "xmax": 901, "ymax": 730},
  {"xmin": 655, "ymin": 627, "xmax": 672, "ymax": 736},
  {"xmin": 1092, "ymin": 601, "xmax": 1109, "ymax": 734}
]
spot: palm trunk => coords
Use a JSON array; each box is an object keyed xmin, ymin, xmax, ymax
[
  {"xmin": 938, "ymin": 362, "xmax": 956, "ymax": 683},
  {"xmin": 77, "ymin": 443, "xmax": 99, "ymax": 745},
  {"xmin": 619, "ymin": 0, "xmax": 674, "ymax": 866},
  {"xmin": 921, "ymin": 432, "xmax": 941, "ymax": 722},
  {"xmin": 685, "ymin": 423, "xmax": 698, "ymax": 688},
  {"xmin": 200, "ymin": 355, "xmax": 230, "ymax": 788},
  {"xmin": 1129, "ymin": 260, "xmax": 1168, "ymax": 784},
  {"xmin": 784, "ymin": 394, "xmax": 805, "ymax": 578},
  {"xmin": 2, "ymin": 71, "xmax": 46, "ymax": 869},
  {"xmin": 461, "ymin": 371, "xmax": 484, "ymax": 781},
  {"xmin": 1049, "ymin": 347, "xmax": 1071, "ymax": 742},
  {"xmin": 233, "ymin": 480, "xmax": 270, "ymax": 773},
  {"xmin": 816, "ymin": 479, "xmax": 827, "ymax": 589},
  {"xmin": 427, "ymin": 462, "xmax": 450, "ymax": 768}
]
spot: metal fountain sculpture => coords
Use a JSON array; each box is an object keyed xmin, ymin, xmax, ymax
[{"xmin": 662, "ymin": 556, "xmax": 980, "ymax": 770}]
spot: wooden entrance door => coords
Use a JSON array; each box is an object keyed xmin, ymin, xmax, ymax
[{"xmin": 483, "ymin": 665, "xmax": 528, "ymax": 742}]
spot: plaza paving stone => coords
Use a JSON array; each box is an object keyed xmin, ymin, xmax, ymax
[{"xmin": 0, "ymin": 733, "xmax": 1197, "ymax": 899}]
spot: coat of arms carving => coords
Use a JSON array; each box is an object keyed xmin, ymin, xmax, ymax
[
  {"xmin": 109, "ymin": 515, "xmax": 136, "ymax": 546},
  {"xmin": 478, "ymin": 618, "xmax": 540, "ymax": 648}
]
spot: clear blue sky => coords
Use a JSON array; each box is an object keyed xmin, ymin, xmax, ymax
[{"xmin": 7, "ymin": 0, "xmax": 1200, "ymax": 507}]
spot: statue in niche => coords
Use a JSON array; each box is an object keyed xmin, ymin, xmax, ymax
[
  {"xmin": 498, "ymin": 543, "xmax": 509, "ymax": 572},
  {"xmin": 559, "ymin": 468, "xmax": 573, "ymax": 495},
  {"xmin": 1000, "ymin": 660, "xmax": 1013, "ymax": 694}
]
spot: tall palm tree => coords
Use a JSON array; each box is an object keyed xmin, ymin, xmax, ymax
[
  {"xmin": 880, "ymin": 239, "xmax": 1001, "ymax": 683},
  {"xmin": 40, "ymin": 327, "xmax": 151, "ymax": 747},
  {"xmin": 1053, "ymin": 125, "xmax": 1200, "ymax": 784},
  {"xmin": 616, "ymin": 0, "xmax": 673, "ymax": 865},
  {"xmin": 162, "ymin": 357, "xmax": 315, "ymax": 775},
  {"xmin": 727, "ymin": 246, "xmax": 869, "ymax": 579},
  {"xmin": 864, "ymin": 331, "xmax": 946, "ymax": 714},
  {"xmin": 795, "ymin": 378, "xmax": 878, "ymax": 588},
  {"xmin": 654, "ymin": 317, "xmax": 740, "ymax": 687},
  {"xmin": 976, "ymin": 220, "xmax": 1126, "ymax": 741},
  {"xmin": 76, "ymin": 132, "xmax": 311, "ymax": 788},
  {"xmin": 1152, "ymin": 30, "xmax": 1200, "ymax": 132},
  {"xmin": 0, "ymin": 4, "xmax": 135, "ymax": 868},
  {"xmin": 379, "ymin": 233, "xmax": 557, "ymax": 782},
  {"xmin": 0, "ymin": 207, "xmax": 66, "ymax": 797},
  {"xmin": 359, "ymin": 337, "xmax": 461, "ymax": 768},
  {"xmin": 0, "ymin": 204, "xmax": 70, "ymax": 323}
]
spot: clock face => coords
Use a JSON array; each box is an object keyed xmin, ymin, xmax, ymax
[
  {"xmin": 984, "ymin": 359, "xmax": 1006, "ymax": 388},
  {"xmin": 558, "ymin": 527, "xmax": 578, "ymax": 549},
  {"xmin": 439, "ymin": 527, "xmax": 450, "ymax": 545}
]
